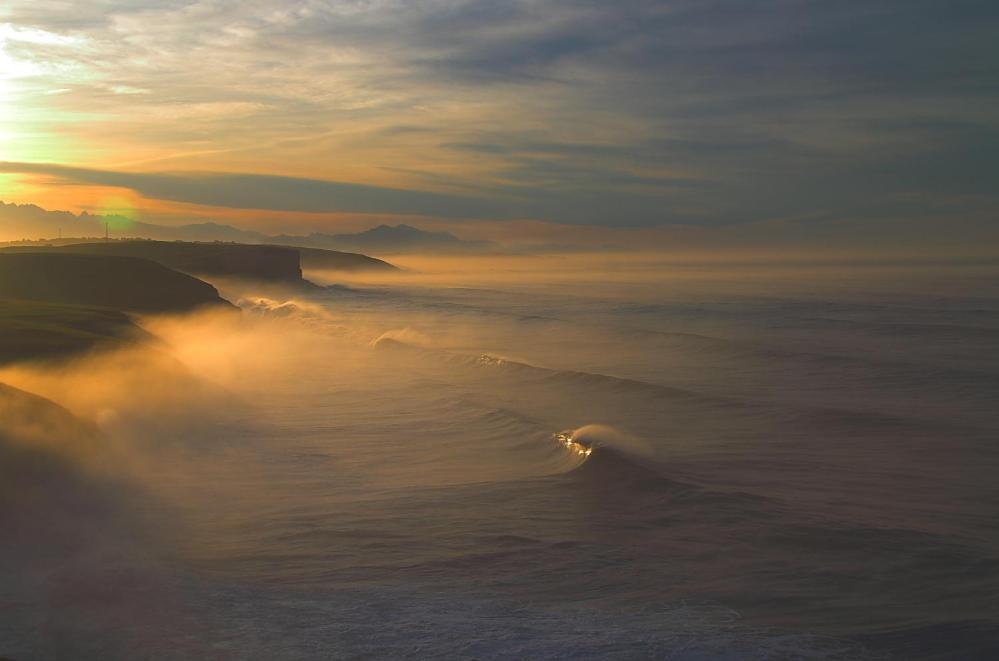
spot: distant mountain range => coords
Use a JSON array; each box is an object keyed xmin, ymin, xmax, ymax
[
  {"xmin": 0, "ymin": 202, "xmax": 494, "ymax": 255},
  {"xmin": 273, "ymin": 224, "xmax": 494, "ymax": 254}
]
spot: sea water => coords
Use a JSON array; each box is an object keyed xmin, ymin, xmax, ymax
[{"xmin": 3, "ymin": 256, "xmax": 998, "ymax": 660}]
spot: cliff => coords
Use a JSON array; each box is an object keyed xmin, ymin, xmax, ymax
[
  {"xmin": 0, "ymin": 253, "xmax": 232, "ymax": 313},
  {"xmin": 0, "ymin": 299, "xmax": 152, "ymax": 365},
  {"xmin": 18, "ymin": 241, "xmax": 305, "ymax": 282},
  {"xmin": 292, "ymin": 245, "xmax": 398, "ymax": 272},
  {"xmin": 1, "ymin": 240, "xmax": 399, "ymax": 282}
]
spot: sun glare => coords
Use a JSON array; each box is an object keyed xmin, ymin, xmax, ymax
[
  {"xmin": 0, "ymin": 59, "xmax": 21, "ymax": 134},
  {"xmin": 0, "ymin": 30, "xmax": 35, "ymax": 157},
  {"xmin": 98, "ymin": 195, "xmax": 139, "ymax": 231},
  {"xmin": 0, "ymin": 23, "xmax": 88, "ymax": 165}
]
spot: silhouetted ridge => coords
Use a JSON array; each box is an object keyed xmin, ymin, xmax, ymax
[{"xmin": 296, "ymin": 223, "xmax": 494, "ymax": 254}]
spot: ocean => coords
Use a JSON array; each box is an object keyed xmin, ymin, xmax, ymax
[{"xmin": 3, "ymin": 255, "xmax": 999, "ymax": 660}]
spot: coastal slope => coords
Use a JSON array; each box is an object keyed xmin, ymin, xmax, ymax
[
  {"xmin": 1, "ymin": 240, "xmax": 397, "ymax": 282},
  {"xmin": 0, "ymin": 299, "xmax": 151, "ymax": 365},
  {"xmin": 291, "ymin": 245, "xmax": 397, "ymax": 272},
  {"xmin": 0, "ymin": 253, "xmax": 232, "ymax": 313}
]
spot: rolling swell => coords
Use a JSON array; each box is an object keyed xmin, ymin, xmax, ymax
[
  {"xmin": 551, "ymin": 425, "xmax": 669, "ymax": 485},
  {"xmin": 374, "ymin": 337, "xmax": 998, "ymax": 440},
  {"xmin": 565, "ymin": 445, "xmax": 661, "ymax": 479},
  {"xmin": 373, "ymin": 335, "xmax": 734, "ymax": 405},
  {"xmin": 298, "ymin": 291, "xmax": 999, "ymax": 429}
]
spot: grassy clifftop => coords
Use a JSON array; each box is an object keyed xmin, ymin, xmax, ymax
[
  {"xmin": 5, "ymin": 240, "xmax": 304, "ymax": 282},
  {"xmin": 0, "ymin": 252, "xmax": 232, "ymax": 313},
  {"xmin": 2, "ymin": 240, "xmax": 398, "ymax": 280},
  {"xmin": 286, "ymin": 245, "xmax": 397, "ymax": 272},
  {"xmin": 0, "ymin": 299, "xmax": 150, "ymax": 366}
]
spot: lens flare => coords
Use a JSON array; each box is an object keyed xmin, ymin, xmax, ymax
[{"xmin": 96, "ymin": 195, "xmax": 139, "ymax": 233}]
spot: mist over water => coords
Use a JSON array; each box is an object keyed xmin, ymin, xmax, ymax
[{"xmin": 3, "ymin": 255, "xmax": 999, "ymax": 659}]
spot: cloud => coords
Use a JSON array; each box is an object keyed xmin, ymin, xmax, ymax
[
  {"xmin": 0, "ymin": 161, "xmax": 515, "ymax": 219},
  {"xmin": 0, "ymin": 0, "xmax": 997, "ymax": 229},
  {"xmin": 0, "ymin": 160, "xmax": 713, "ymax": 225}
]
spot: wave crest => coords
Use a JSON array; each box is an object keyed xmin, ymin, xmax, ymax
[{"xmin": 551, "ymin": 424, "xmax": 667, "ymax": 482}]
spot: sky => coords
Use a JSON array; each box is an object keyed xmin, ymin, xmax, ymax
[{"xmin": 0, "ymin": 1, "xmax": 996, "ymax": 245}]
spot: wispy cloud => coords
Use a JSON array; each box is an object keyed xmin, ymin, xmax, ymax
[
  {"xmin": 0, "ymin": 0, "xmax": 996, "ymax": 229},
  {"xmin": 0, "ymin": 161, "xmax": 514, "ymax": 218}
]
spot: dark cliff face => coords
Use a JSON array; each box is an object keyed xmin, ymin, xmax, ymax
[{"xmin": 0, "ymin": 253, "xmax": 232, "ymax": 312}]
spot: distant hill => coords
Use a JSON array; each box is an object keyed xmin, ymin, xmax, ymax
[
  {"xmin": 160, "ymin": 222, "xmax": 270, "ymax": 243},
  {"xmin": 1, "ymin": 202, "xmax": 492, "ymax": 255},
  {"xmin": 276, "ymin": 224, "xmax": 495, "ymax": 255},
  {"xmin": 0, "ymin": 253, "xmax": 232, "ymax": 312},
  {"xmin": 0, "ymin": 201, "xmax": 207, "ymax": 242}
]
